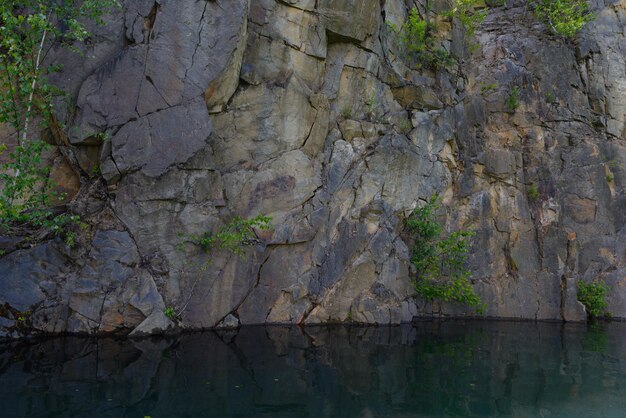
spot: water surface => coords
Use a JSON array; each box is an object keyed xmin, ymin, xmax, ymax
[{"xmin": 1, "ymin": 321, "xmax": 625, "ymax": 417}]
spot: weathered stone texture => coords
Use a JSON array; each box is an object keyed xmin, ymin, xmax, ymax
[{"xmin": 1, "ymin": 0, "xmax": 625, "ymax": 337}]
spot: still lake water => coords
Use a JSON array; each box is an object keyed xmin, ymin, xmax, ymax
[{"xmin": 1, "ymin": 321, "xmax": 625, "ymax": 417}]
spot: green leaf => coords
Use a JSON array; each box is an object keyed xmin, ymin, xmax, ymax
[{"xmin": 405, "ymin": 196, "xmax": 484, "ymax": 314}]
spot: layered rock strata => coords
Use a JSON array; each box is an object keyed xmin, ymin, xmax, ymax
[{"xmin": 1, "ymin": 0, "xmax": 624, "ymax": 337}]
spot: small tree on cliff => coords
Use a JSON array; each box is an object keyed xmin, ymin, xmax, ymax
[
  {"xmin": 405, "ymin": 196, "xmax": 485, "ymax": 314},
  {"xmin": 0, "ymin": 0, "xmax": 118, "ymax": 241},
  {"xmin": 532, "ymin": 0, "xmax": 595, "ymax": 37}
]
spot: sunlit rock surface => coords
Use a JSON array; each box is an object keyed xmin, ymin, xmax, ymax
[{"xmin": 0, "ymin": 0, "xmax": 624, "ymax": 336}]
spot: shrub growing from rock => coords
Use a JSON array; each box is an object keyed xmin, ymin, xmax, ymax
[
  {"xmin": 578, "ymin": 280, "xmax": 609, "ymax": 318},
  {"xmin": 180, "ymin": 215, "xmax": 272, "ymax": 257},
  {"xmin": 533, "ymin": 0, "xmax": 595, "ymax": 37},
  {"xmin": 405, "ymin": 196, "xmax": 485, "ymax": 314}
]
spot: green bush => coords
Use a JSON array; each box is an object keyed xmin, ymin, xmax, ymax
[
  {"xmin": 389, "ymin": 2, "xmax": 486, "ymax": 70},
  {"xmin": 181, "ymin": 215, "xmax": 272, "ymax": 257},
  {"xmin": 443, "ymin": 0, "xmax": 488, "ymax": 37},
  {"xmin": 527, "ymin": 183, "xmax": 540, "ymax": 201},
  {"xmin": 164, "ymin": 306, "xmax": 176, "ymax": 320},
  {"xmin": 582, "ymin": 322, "xmax": 608, "ymax": 352},
  {"xmin": 533, "ymin": 0, "xmax": 595, "ymax": 37},
  {"xmin": 578, "ymin": 280, "xmax": 609, "ymax": 318},
  {"xmin": 397, "ymin": 8, "xmax": 431, "ymax": 55},
  {"xmin": 506, "ymin": 86, "xmax": 520, "ymax": 112},
  {"xmin": 405, "ymin": 196, "xmax": 485, "ymax": 314},
  {"xmin": 388, "ymin": 8, "xmax": 455, "ymax": 70},
  {"xmin": 481, "ymin": 83, "xmax": 498, "ymax": 94}
]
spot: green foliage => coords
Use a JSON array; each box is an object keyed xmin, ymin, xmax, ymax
[
  {"xmin": 346, "ymin": 310, "xmax": 353, "ymax": 321},
  {"xmin": 605, "ymin": 174, "xmax": 614, "ymax": 183},
  {"xmin": 527, "ymin": 183, "xmax": 540, "ymax": 201},
  {"xmin": 545, "ymin": 91, "xmax": 556, "ymax": 103},
  {"xmin": 396, "ymin": 8, "xmax": 430, "ymax": 55},
  {"xmin": 388, "ymin": 8, "xmax": 455, "ymax": 70},
  {"xmin": 443, "ymin": 0, "xmax": 488, "ymax": 37},
  {"xmin": 1, "ymin": 0, "xmax": 120, "ymax": 132},
  {"xmin": 578, "ymin": 280, "xmax": 609, "ymax": 318},
  {"xmin": 417, "ymin": 331, "xmax": 485, "ymax": 367},
  {"xmin": 1, "ymin": 140, "xmax": 54, "ymax": 222},
  {"xmin": 582, "ymin": 322, "xmax": 608, "ymax": 352},
  {"xmin": 45, "ymin": 213, "xmax": 82, "ymax": 247},
  {"xmin": 533, "ymin": 0, "xmax": 595, "ymax": 37},
  {"xmin": 90, "ymin": 164, "xmax": 101, "ymax": 178},
  {"xmin": 14, "ymin": 310, "xmax": 31, "ymax": 327},
  {"xmin": 174, "ymin": 215, "xmax": 272, "ymax": 319},
  {"xmin": 405, "ymin": 196, "xmax": 485, "ymax": 314},
  {"xmin": 389, "ymin": 0, "xmax": 486, "ymax": 69},
  {"xmin": 480, "ymin": 83, "xmax": 498, "ymax": 94},
  {"xmin": 94, "ymin": 131, "xmax": 109, "ymax": 142},
  {"xmin": 164, "ymin": 306, "xmax": 176, "ymax": 320},
  {"xmin": 506, "ymin": 86, "xmax": 520, "ymax": 112},
  {"xmin": 340, "ymin": 106, "xmax": 352, "ymax": 119},
  {"xmin": 182, "ymin": 215, "xmax": 272, "ymax": 257},
  {"xmin": 0, "ymin": 0, "xmax": 119, "ymax": 236}
]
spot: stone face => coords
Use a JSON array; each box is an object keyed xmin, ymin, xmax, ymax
[
  {"xmin": 604, "ymin": 267, "xmax": 626, "ymax": 319},
  {"xmin": 393, "ymin": 85, "xmax": 444, "ymax": 110},
  {"xmin": 306, "ymin": 260, "xmax": 378, "ymax": 323},
  {"xmin": 64, "ymin": 230, "xmax": 160, "ymax": 334},
  {"xmin": 484, "ymin": 149, "xmax": 517, "ymax": 178},
  {"xmin": 216, "ymin": 314, "xmax": 240, "ymax": 329},
  {"xmin": 108, "ymin": 99, "xmax": 211, "ymax": 179},
  {"xmin": 1, "ymin": 0, "xmax": 626, "ymax": 337},
  {"xmin": 319, "ymin": 0, "xmax": 379, "ymax": 42},
  {"xmin": 239, "ymin": 243, "xmax": 313, "ymax": 324},
  {"xmin": 562, "ymin": 276, "xmax": 588, "ymax": 322},
  {"xmin": 72, "ymin": 0, "xmax": 248, "ymax": 139},
  {"xmin": 0, "ymin": 243, "xmax": 71, "ymax": 312},
  {"xmin": 129, "ymin": 310, "xmax": 175, "ymax": 337}
]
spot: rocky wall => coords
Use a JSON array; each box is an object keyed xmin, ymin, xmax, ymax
[{"xmin": 0, "ymin": 0, "xmax": 625, "ymax": 337}]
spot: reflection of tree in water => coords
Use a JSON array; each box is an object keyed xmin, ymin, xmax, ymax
[
  {"xmin": 297, "ymin": 324, "xmax": 497, "ymax": 417},
  {"xmin": 582, "ymin": 321, "xmax": 608, "ymax": 353},
  {"xmin": 409, "ymin": 330, "xmax": 489, "ymax": 416},
  {"xmin": 1, "ymin": 322, "xmax": 626, "ymax": 417}
]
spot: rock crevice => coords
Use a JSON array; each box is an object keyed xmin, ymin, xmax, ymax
[{"xmin": 1, "ymin": 0, "xmax": 625, "ymax": 337}]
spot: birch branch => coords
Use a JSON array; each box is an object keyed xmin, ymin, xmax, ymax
[{"xmin": 20, "ymin": 25, "xmax": 48, "ymax": 147}]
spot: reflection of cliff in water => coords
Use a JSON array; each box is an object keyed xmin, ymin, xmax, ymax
[{"xmin": 1, "ymin": 321, "xmax": 625, "ymax": 417}]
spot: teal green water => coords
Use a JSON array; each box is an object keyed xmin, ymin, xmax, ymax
[{"xmin": 1, "ymin": 321, "xmax": 625, "ymax": 417}]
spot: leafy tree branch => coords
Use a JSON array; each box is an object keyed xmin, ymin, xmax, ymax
[{"xmin": 0, "ymin": 0, "xmax": 119, "ymax": 240}]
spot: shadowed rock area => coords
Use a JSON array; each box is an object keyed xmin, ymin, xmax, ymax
[{"xmin": 0, "ymin": 0, "xmax": 625, "ymax": 337}]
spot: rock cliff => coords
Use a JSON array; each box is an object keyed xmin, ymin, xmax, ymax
[{"xmin": 1, "ymin": 0, "xmax": 625, "ymax": 337}]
